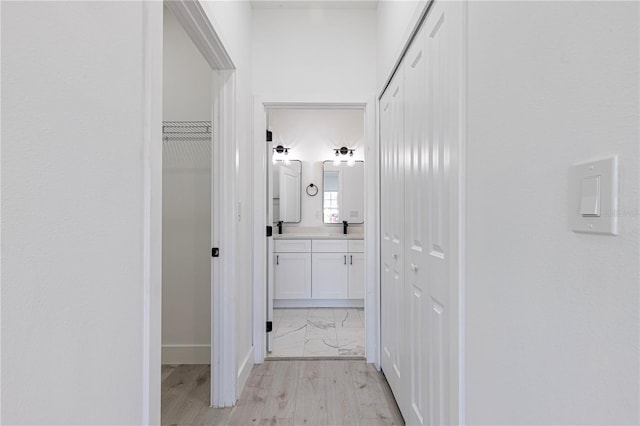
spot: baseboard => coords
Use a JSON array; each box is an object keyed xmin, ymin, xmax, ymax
[
  {"xmin": 274, "ymin": 299, "xmax": 364, "ymax": 308},
  {"xmin": 237, "ymin": 346, "xmax": 254, "ymax": 398},
  {"xmin": 162, "ymin": 344, "xmax": 210, "ymax": 365}
]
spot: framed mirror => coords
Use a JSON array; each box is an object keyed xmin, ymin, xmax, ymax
[
  {"xmin": 322, "ymin": 161, "xmax": 364, "ymax": 224},
  {"xmin": 273, "ymin": 160, "xmax": 302, "ymax": 223}
]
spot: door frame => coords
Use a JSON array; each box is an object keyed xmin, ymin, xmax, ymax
[
  {"xmin": 252, "ymin": 98, "xmax": 380, "ymax": 367},
  {"xmin": 142, "ymin": 1, "xmax": 237, "ymax": 423}
]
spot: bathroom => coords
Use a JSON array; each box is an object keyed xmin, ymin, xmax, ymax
[{"xmin": 267, "ymin": 107, "xmax": 366, "ymax": 358}]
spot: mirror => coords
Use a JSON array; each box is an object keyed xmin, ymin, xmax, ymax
[
  {"xmin": 322, "ymin": 161, "xmax": 364, "ymax": 224},
  {"xmin": 273, "ymin": 160, "xmax": 302, "ymax": 223}
]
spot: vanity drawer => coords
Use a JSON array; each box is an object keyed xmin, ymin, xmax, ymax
[
  {"xmin": 348, "ymin": 239, "xmax": 365, "ymax": 253},
  {"xmin": 312, "ymin": 239, "xmax": 348, "ymax": 253},
  {"xmin": 275, "ymin": 239, "xmax": 311, "ymax": 253}
]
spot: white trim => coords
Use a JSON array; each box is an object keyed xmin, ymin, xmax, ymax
[
  {"xmin": 457, "ymin": 2, "xmax": 469, "ymax": 423},
  {"xmin": 162, "ymin": 345, "xmax": 211, "ymax": 364},
  {"xmin": 142, "ymin": 2, "xmax": 163, "ymax": 425},
  {"xmin": 252, "ymin": 97, "xmax": 268, "ymax": 364},
  {"xmin": 211, "ymin": 69, "xmax": 237, "ymax": 407},
  {"xmin": 252, "ymin": 98, "xmax": 378, "ymax": 367},
  {"xmin": 164, "ymin": 0, "xmax": 233, "ymax": 70},
  {"xmin": 237, "ymin": 346, "xmax": 255, "ymax": 398},
  {"xmin": 363, "ymin": 96, "xmax": 379, "ymax": 367}
]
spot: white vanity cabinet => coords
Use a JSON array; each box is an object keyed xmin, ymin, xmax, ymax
[
  {"xmin": 311, "ymin": 240, "xmax": 349, "ymax": 299},
  {"xmin": 311, "ymin": 239, "xmax": 365, "ymax": 300},
  {"xmin": 274, "ymin": 238, "xmax": 364, "ymax": 304},
  {"xmin": 274, "ymin": 240, "xmax": 311, "ymax": 299},
  {"xmin": 347, "ymin": 240, "xmax": 365, "ymax": 299}
]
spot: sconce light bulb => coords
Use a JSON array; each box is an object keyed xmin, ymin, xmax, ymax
[
  {"xmin": 347, "ymin": 157, "xmax": 355, "ymax": 167},
  {"xmin": 333, "ymin": 158, "xmax": 341, "ymax": 167}
]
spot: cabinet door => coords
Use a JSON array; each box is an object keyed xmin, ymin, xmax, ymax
[
  {"xmin": 311, "ymin": 253, "xmax": 348, "ymax": 299},
  {"xmin": 348, "ymin": 252, "xmax": 365, "ymax": 299},
  {"xmin": 274, "ymin": 253, "xmax": 311, "ymax": 299}
]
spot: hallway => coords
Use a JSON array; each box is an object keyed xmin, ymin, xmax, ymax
[{"xmin": 162, "ymin": 360, "xmax": 403, "ymax": 425}]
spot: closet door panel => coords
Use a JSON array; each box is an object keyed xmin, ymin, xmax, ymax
[
  {"xmin": 424, "ymin": 2, "xmax": 463, "ymax": 424},
  {"xmin": 382, "ymin": 1, "xmax": 463, "ymax": 424},
  {"xmin": 404, "ymin": 21, "xmax": 429, "ymax": 426},
  {"xmin": 380, "ymin": 65, "xmax": 406, "ymax": 407},
  {"xmin": 380, "ymin": 85, "xmax": 394, "ymax": 377}
]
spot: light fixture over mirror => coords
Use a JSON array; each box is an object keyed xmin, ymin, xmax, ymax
[
  {"xmin": 333, "ymin": 146, "xmax": 355, "ymax": 167},
  {"xmin": 273, "ymin": 144, "xmax": 290, "ymax": 155},
  {"xmin": 273, "ymin": 144, "xmax": 291, "ymax": 165}
]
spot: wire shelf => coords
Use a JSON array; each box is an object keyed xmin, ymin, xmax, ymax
[
  {"xmin": 162, "ymin": 121, "xmax": 212, "ymax": 169},
  {"xmin": 162, "ymin": 121, "xmax": 212, "ymax": 140}
]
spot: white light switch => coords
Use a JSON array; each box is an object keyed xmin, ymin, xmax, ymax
[
  {"xmin": 570, "ymin": 157, "xmax": 618, "ymax": 235},
  {"xmin": 580, "ymin": 175, "xmax": 601, "ymax": 216}
]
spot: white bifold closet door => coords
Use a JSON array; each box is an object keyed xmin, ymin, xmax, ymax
[
  {"xmin": 380, "ymin": 1, "xmax": 463, "ymax": 424},
  {"xmin": 380, "ymin": 63, "xmax": 406, "ymax": 407}
]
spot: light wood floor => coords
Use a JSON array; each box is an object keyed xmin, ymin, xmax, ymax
[{"xmin": 161, "ymin": 360, "xmax": 404, "ymax": 425}]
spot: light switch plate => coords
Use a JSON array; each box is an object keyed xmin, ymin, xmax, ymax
[{"xmin": 570, "ymin": 156, "xmax": 618, "ymax": 235}]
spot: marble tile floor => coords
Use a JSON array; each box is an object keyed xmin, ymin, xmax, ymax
[{"xmin": 269, "ymin": 308, "xmax": 365, "ymax": 358}]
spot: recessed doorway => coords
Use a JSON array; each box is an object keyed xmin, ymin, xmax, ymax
[{"xmin": 263, "ymin": 107, "xmax": 367, "ymax": 360}]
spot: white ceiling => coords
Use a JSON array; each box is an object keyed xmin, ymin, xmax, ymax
[{"xmin": 251, "ymin": 0, "xmax": 378, "ymax": 10}]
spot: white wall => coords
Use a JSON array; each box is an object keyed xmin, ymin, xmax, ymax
[
  {"xmin": 1, "ymin": 2, "xmax": 152, "ymax": 424},
  {"xmin": 163, "ymin": 8, "xmax": 212, "ymax": 122},
  {"xmin": 465, "ymin": 2, "xmax": 639, "ymax": 424},
  {"xmin": 269, "ymin": 109, "xmax": 365, "ymax": 228},
  {"xmin": 200, "ymin": 1, "xmax": 255, "ymax": 393},
  {"xmin": 162, "ymin": 8, "xmax": 212, "ymax": 364},
  {"xmin": 252, "ymin": 7, "xmax": 377, "ymax": 99},
  {"xmin": 376, "ymin": 0, "xmax": 426, "ymax": 93}
]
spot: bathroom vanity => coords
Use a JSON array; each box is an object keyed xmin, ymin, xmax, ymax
[
  {"xmin": 273, "ymin": 235, "xmax": 364, "ymax": 308},
  {"xmin": 271, "ymin": 156, "xmax": 365, "ymax": 308}
]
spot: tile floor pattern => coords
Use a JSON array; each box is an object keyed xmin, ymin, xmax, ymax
[
  {"xmin": 161, "ymin": 361, "xmax": 405, "ymax": 425},
  {"xmin": 270, "ymin": 308, "xmax": 365, "ymax": 358}
]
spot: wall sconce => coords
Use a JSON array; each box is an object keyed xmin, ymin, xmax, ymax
[
  {"xmin": 333, "ymin": 146, "xmax": 355, "ymax": 166},
  {"xmin": 273, "ymin": 144, "xmax": 291, "ymax": 165},
  {"xmin": 273, "ymin": 144, "xmax": 290, "ymax": 155}
]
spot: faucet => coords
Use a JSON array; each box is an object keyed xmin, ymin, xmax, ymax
[
  {"xmin": 277, "ymin": 221, "xmax": 283, "ymax": 235},
  {"xmin": 343, "ymin": 220, "xmax": 349, "ymax": 235}
]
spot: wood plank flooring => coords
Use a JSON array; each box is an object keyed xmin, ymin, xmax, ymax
[{"xmin": 161, "ymin": 360, "xmax": 404, "ymax": 425}]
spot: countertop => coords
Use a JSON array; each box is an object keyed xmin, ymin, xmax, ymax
[{"xmin": 273, "ymin": 233, "xmax": 364, "ymax": 240}]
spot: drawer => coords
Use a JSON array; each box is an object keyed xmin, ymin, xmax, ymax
[
  {"xmin": 274, "ymin": 239, "xmax": 311, "ymax": 253},
  {"xmin": 312, "ymin": 239, "xmax": 348, "ymax": 253},
  {"xmin": 348, "ymin": 239, "xmax": 365, "ymax": 253}
]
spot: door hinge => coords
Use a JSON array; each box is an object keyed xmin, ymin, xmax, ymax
[
  {"xmin": 266, "ymin": 321, "xmax": 273, "ymax": 333},
  {"xmin": 266, "ymin": 130, "xmax": 273, "ymax": 142},
  {"xmin": 266, "ymin": 226, "xmax": 273, "ymax": 237},
  {"xmin": 212, "ymin": 247, "xmax": 220, "ymax": 257}
]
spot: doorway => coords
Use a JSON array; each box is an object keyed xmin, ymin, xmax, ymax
[
  {"xmin": 160, "ymin": 6, "xmax": 214, "ymax": 423},
  {"xmin": 150, "ymin": 1, "xmax": 238, "ymax": 421},
  {"xmin": 253, "ymin": 102, "xmax": 379, "ymax": 363}
]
